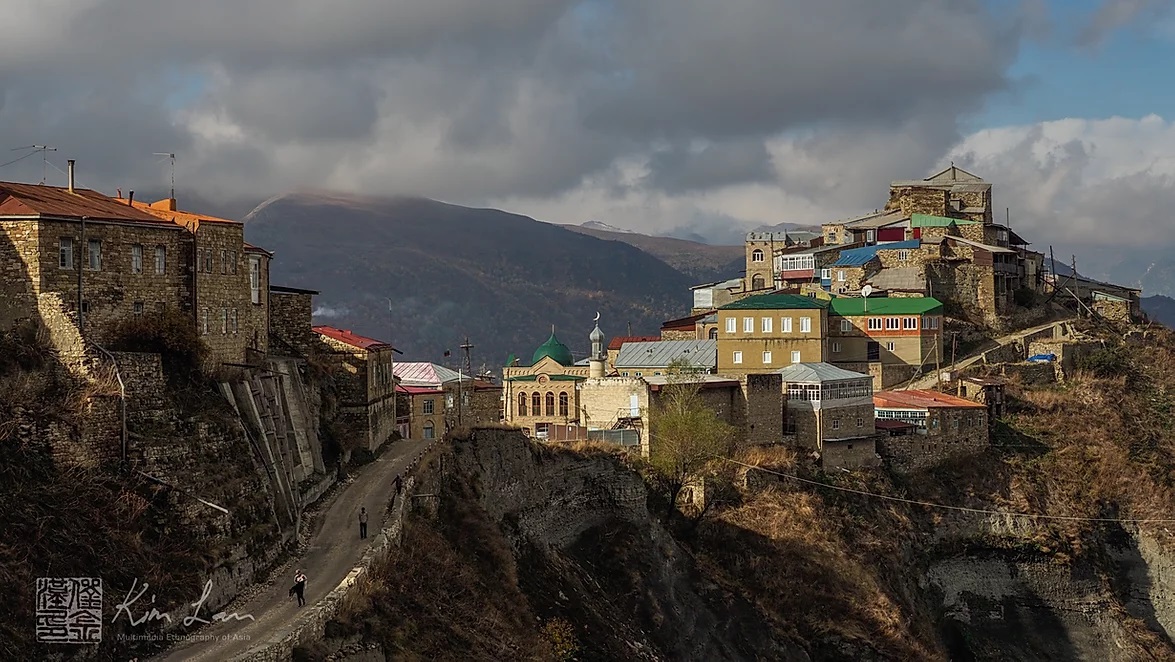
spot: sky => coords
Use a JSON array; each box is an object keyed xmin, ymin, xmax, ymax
[{"xmin": 1, "ymin": 0, "xmax": 1174, "ymax": 279}]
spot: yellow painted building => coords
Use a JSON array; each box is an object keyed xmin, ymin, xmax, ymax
[
  {"xmin": 715, "ymin": 293, "xmax": 829, "ymax": 376},
  {"xmin": 502, "ymin": 331, "xmax": 589, "ymax": 438}
]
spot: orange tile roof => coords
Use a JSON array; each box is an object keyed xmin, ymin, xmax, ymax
[
  {"xmin": 873, "ymin": 389, "xmax": 985, "ymax": 410},
  {"xmin": 123, "ymin": 198, "xmax": 240, "ymax": 230},
  {"xmin": 313, "ymin": 326, "xmax": 395, "ymax": 351},
  {"xmin": 0, "ymin": 182, "xmax": 173, "ymax": 224}
]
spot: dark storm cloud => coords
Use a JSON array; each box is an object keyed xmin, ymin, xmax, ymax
[
  {"xmin": 643, "ymin": 140, "xmax": 775, "ymax": 193},
  {"xmin": 1077, "ymin": 0, "xmax": 1174, "ymax": 48}
]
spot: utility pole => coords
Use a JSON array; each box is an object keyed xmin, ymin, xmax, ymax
[
  {"xmin": 460, "ymin": 336, "xmax": 474, "ymax": 426},
  {"xmin": 951, "ymin": 332, "xmax": 960, "ymax": 396},
  {"xmin": 154, "ymin": 152, "xmax": 176, "ymax": 199},
  {"xmin": 1072, "ymin": 255, "xmax": 1080, "ymax": 316}
]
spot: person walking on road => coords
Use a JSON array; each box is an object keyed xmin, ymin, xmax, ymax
[
  {"xmin": 395, "ymin": 474, "xmax": 403, "ymax": 496},
  {"xmin": 359, "ymin": 507, "xmax": 369, "ymax": 539},
  {"xmin": 290, "ymin": 569, "xmax": 306, "ymax": 607}
]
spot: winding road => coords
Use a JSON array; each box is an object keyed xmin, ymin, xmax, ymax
[{"xmin": 153, "ymin": 439, "xmax": 432, "ymax": 662}]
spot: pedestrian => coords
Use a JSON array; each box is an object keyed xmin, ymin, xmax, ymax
[
  {"xmin": 290, "ymin": 569, "xmax": 306, "ymax": 607},
  {"xmin": 395, "ymin": 474, "xmax": 403, "ymax": 496},
  {"xmin": 359, "ymin": 507, "xmax": 368, "ymax": 539}
]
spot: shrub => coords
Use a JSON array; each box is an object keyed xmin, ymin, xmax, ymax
[
  {"xmin": 540, "ymin": 618, "xmax": 578, "ymax": 662},
  {"xmin": 1075, "ymin": 345, "xmax": 1130, "ymax": 378},
  {"xmin": 1014, "ymin": 286, "xmax": 1038, "ymax": 307},
  {"xmin": 107, "ymin": 309, "xmax": 208, "ymax": 378}
]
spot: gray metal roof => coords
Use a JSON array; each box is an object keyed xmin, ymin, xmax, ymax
[
  {"xmin": 615, "ymin": 339, "xmax": 717, "ymax": 369},
  {"xmin": 868, "ymin": 266, "xmax": 926, "ymax": 292},
  {"xmin": 844, "ymin": 211, "xmax": 907, "ymax": 230},
  {"xmin": 778, "ymin": 362, "xmax": 870, "ymax": 383}
]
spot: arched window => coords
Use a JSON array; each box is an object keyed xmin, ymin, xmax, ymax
[
  {"xmin": 518, "ymin": 392, "xmax": 527, "ymax": 416},
  {"xmin": 532, "ymin": 392, "xmax": 541, "ymax": 416},
  {"xmin": 559, "ymin": 392, "xmax": 569, "ymax": 417},
  {"xmin": 709, "ymin": 327, "xmax": 718, "ymax": 340},
  {"xmin": 752, "ymin": 274, "xmax": 765, "ymax": 290},
  {"xmin": 751, "ymin": 249, "xmax": 764, "ymax": 262},
  {"xmin": 423, "ymin": 421, "xmax": 435, "ymax": 439},
  {"xmin": 545, "ymin": 392, "xmax": 555, "ymax": 416}
]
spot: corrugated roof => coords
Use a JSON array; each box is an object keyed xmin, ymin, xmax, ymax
[
  {"xmin": 910, "ymin": 213, "xmax": 979, "ymax": 228},
  {"xmin": 396, "ymin": 384, "xmax": 438, "ymax": 395},
  {"xmin": 393, "ymin": 362, "xmax": 467, "ymax": 387},
  {"xmin": 874, "ymin": 390, "xmax": 985, "ymax": 409},
  {"xmin": 718, "ymin": 292, "xmax": 827, "ymax": 311},
  {"xmin": 868, "ymin": 267, "xmax": 926, "ymax": 293},
  {"xmin": 615, "ymin": 339, "xmax": 717, "ymax": 369},
  {"xmin": 943, "ymin": 235, "xmax": 1016, "ymax": 254},
  {"xmin": 314, "ymin": 326, "xmax": 393, "ymax": 351},
  {"xmin": 0, "ymin": 182, "xmax": 178, "ymax": 224},
  {"xmin": 690, "ymin": 277, "xmax": 744, "ymax": 291},
  {"xmin": 607, "ymin": 336, "xmax": 660, "ymax": 351},
  {"xmin": 505, "ymin": 374, "xmax": 584, "ymax": 382},
  {"xmin": 845, "ymin": 211, "xmax": 908, "ymax": 230},
  {"xmin": 128, "ymin": 198, "xmax": 240, "ymax": 229},
  {"xmin": 831, "ymin": 239, "xmax": 921, "ymax": 267},
  {"xmin": 829, "ymin": 296, "xmax": 943, "ymax": 316},
  {"xmin": 643, "ymin": 374, "xmax": 740, "ymax": 390},
  {"xmin": 778, "ymin": 362, "xmax": 871, "ymax": 383},
  {"xmin": 661, "ymin": 312, "xmax": 710, "ymax": 329}
]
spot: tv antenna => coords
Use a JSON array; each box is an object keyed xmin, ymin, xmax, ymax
[
  {"xmin": 860, "ymin": 284, "xmax": 872, "ymax": 313},
  {"xmin": 11, "ymin": 145, "xmax": 57, "ymax": 184},
  {"xmin": 460, "ymin": 336, "xmax": 474, "ymax": 376},
  {"xmin": 153, "ymin": 152, "xmax": 175, "ymax": 199}
]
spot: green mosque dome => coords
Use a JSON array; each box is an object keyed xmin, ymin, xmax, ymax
[{"xmin": 532, "ymin": 332, "xmax": 574, "ymax": 367}]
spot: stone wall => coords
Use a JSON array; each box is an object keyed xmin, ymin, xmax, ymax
[
  {"xmin": 660, "ymin": 328, "xmax": 695, "ymax": 341},
  {"xmin": 269, "ymin": 291, "xmax": 315, "ymax": 356},
  {"xmin": 887, "ymin": 186, "xmax": 951, "ymax": 218},
  {"xmin": 876, "ymin": 434, "xmax": 987, "ymax": 473},
  {"xmin": 240, "ymin": 251, "xmax": 271, "ymax": 359},
  {"xmin": 578, "ymin": 377, "xmax": 649, "ymax": 429},
  {"xmin": 743, "ymin": 373, "xmax": 783, "ymax": 445},
  {"xmin": 195, "ymin": 223, "xmax": 259, "ymax": 369},
  {"xmin": 822, "ymin": 437, "xmax": 881, "ymax": 470}
]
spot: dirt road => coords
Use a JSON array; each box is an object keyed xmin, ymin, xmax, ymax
[
  {"xmin": 154, "ymin": 439, "xmax": 432, "ymax": 661},
  {"xmin": 903, "ymin": 319, "xmax": 1072, "ymax": 390}
]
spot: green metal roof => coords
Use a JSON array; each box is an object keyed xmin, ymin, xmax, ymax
[
  {"xmin": 718, "ymin": 293, "xmax": 828, "ymax": 311},
  {"xmin": 531, "ymin": 332, "xmax": 575, "ymax": 367},
  {"xmin": 910, "ymin": 213, "xmax": 979, "ymax": 228},
  {"xmin": 505, "ymin": 374, "xmax": 584, "ymax": 382},
  {"xmin": 829, "ymin": 297, "xmax": 943, "ymax": 316}
]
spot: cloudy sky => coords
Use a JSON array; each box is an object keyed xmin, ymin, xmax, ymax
[{"xmin": 1, "ymin": 0, "xmax": 1173, "ymax": 273}]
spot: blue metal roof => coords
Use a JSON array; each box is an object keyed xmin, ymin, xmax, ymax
[{"xmin": 831, "ymin": 239, "xmax": 921, "ymax": 267}]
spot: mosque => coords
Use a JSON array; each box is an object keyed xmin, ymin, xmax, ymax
[{"xmin": 502, "ymin": 321, "xmax": 609, "ymax": 439}]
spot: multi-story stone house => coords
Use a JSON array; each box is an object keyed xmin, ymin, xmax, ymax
[
  {"xmin": 393, "ymin": 361, "xmax": 499, "ymax": 434},
  {"xmin": 780, "ymin": 362, "xmax": 880, "ymax": 469},
  {"xmin": 743, "ymin": 230, "xmax": 822, "ymax": 292},
  {"xmin": 827, "ymin": 297, "xmax": 944, "ymax": 389},
  {"xmin": 268, "ymin": 285, "xmax": 320, "ymax": 356},
  {"xmin": 502, "ymin": 331, "xmax": 588, "ymax": 438},
  {"xmin": 660, "ymin": 311, "xmax": 717, "ymax": 340},
  {"xmin": 690, "ymin": 277, "xmax": 745, "ymax": 315},
  {"xmin": 715, "ymin": 293, "xmax": 828, "ymax": 376},
  {"xmin": 312, "ymin": 326, "xmax": 400, "ymax": 451},
  {"xmin": 872, "ymin": 389, "xmax": 988, "ymax": 472}
]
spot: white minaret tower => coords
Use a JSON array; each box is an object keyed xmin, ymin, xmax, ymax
[{"xmin": 589, "ymin": 312, "xmax": 606, "ymax": 378}]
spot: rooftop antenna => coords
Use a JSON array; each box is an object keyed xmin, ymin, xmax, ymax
[
  {"xmin": 460, "ymin": 336, "xmax": 474, "ymax": 376},
  {"xmin": 860, "ymin": 284, "xmax": 873, "ymax": 313},
  {"xmin": 153, "ymin": 152, "xmax": 175, "ymax": 199},
  {"xmin": 11, "ymin": 145, "xmax": 57, "ymax": 184}
]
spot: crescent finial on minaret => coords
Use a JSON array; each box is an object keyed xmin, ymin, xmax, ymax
[{"xmin": 594, "ymin": 311, "xmax": 600, "ymax": 322}]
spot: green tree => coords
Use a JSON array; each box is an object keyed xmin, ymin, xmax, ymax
[{"xmin": 648, "ymin": 358, "xmax": 737, "ymax": 515}]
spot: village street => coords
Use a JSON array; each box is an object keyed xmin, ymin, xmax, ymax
[{"xmin": 153, "ymin": 439, "xmax": 433, "ymax": 662}]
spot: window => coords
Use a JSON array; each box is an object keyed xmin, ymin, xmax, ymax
[
  {"xmin": 840, "ymin": 319, "xmax": 853, "ymax": 332},
  {"xmin": 545, "ymin": 392, "xmax": 555, "ymax": 416},
  {"xmin": 868, "ymin": 318, "xmax": 883, "ymax": 331},
  {"xmin": 866, "ymin": 230, "xmax": 876, "ymax": 243},
  {"xmin": 131, "ymin": 244, "xmax": 143, "ymax": 273},
  {"xmin": 59, "ymin": 238, "xmax": 74, "ymax": 269},
  {"xmin": 897, "ymin": 249, "xmax": 910, "ymax": 262},
  {"xmin": 832, "ymin": 418, "xmax": 841, "ymax": 430},
  {"xmin": 886, "ymin": 341, "xmax": 895, "ymax": 351},
  {"xmin": 821, "ymin": 268, "xmax": 831, "ymax": 280},
  {"xmin": 423, "ymin": 422, "xmax": 435, "ymax": 439},
  {"xmin": 762, "ymin": 351, "xmax": 772, "ymax": 364},
  {"xmin": 423, "ymin": 398, "xmax": 435, "ymax": 414},
  {"xmin": 778, "ymin": 255, "xmax": 815, "ymax": 271},
  {"xmin": 204, "ymin": 250, "xmax": 213, "ymax": 273},
  {"xmin": 925, "ymin": 316, "xmax": 940, "ymax": 330},
  {"xmin": 201, "ymin": 308, "xmax": 209, "ymax": 335},
  {"xmin": 87, "ymin": 239, "xmax": 102, "ymax": 270},
  {"xmin": 826, "ymin": 233, "xmax": 836, "ymax": 243},
  {"xmin": 743, "ymin": 317, "xmax": 753, "ymax": 333},
  {"xmin": 838, "ymin": 270, "xmax": 845, "ymax": 282},
  {"xmin": 155, "ymin": 246, "xmax": 166, "ymax": 274},
  {"xmin": 532, "ymin": 392, "xmax": 541, "ymax": 415},
  {"xmin": 518, "ymin": 393, "xmax": 528, "ymax": 416},
  {"xmin": 725, "ymin": 317, "xmax": 736, "ymax": 334},
  {"xmin": 761, "ymin": 317, "xmax": 773, "ymax": 333},
  {"xmin": 221, "ymin": 249, "xmax": 228, "ymax": 274},
  {"xmin": 885, "ymin": 317, "xmax": 900, "ymax": 330},
  {"xmin": 81, "ymin": 301, "xmax": 90, "ymax": 314},
  {"xmin": 133, "ymin": 302, "xmax": 144, "ymax": 317},
  {"xmin": 791, "ymin": 350, "xmax": 801, "ymax": 363},
  {"xmin": 903, "ymin": 317, "xmax": 918, "ymax": 330},
  {"xmin": 221, "ymin": 308, "xmax": 229, "ymax": 334},
  {"xmin": 559, "ymin": 392, "xmax": 569, "ymax": 416},
  {"xmin": 857, "ymin": 417, "xmax": 863, "ymax": 428},
  {"xmin": 733, "ymin": 351, "xmax": 743, "ymax": 365},
  {"xmin": 709, "ymin": 328, "xmax": 718, "ymax": 340},
  {"xmin": 752, "ymin": 274, "xmax": 765, "ymax": 290},
  {"xmin": 230, "ymin": 308, "xmax": 238, "ymax": 334},
  {"xmin": 230, "ymin": 251, "xmax": 238, "ymax": 274},
  {"xmin": 832, "ymin": 341, "xmax": 841, "ymax": 353},
  {"xmin": 800, "ymin": 317, "xmax": 811, "ymax": 333},
  {"xmin": 751, "ymin": 249, "xmax": 764, "ymax": 262},
  {"xmin": 249, "ymin": 256, "xmax": 262, "ymax": 304}
]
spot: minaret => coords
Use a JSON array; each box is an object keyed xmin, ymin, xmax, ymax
[{"xmin": 589, "ymin": 313, "xmax": 606, "ymax": 378}]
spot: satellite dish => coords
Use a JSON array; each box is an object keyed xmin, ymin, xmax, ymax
[
  {"xmin": 861, "ymin": 285, "xmax": 873, "ymax": 298},
  {"xmin": 594, "ymin": 311, "xmax": 600, "ymax": 322}
]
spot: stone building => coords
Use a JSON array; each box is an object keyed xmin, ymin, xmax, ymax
[
  {"xmin": 715, "ymin": 293, "xmax": 828, "ymax": 376},
  {"xmin": 393, "ymin": 361, "xmax": 497, "ymax": 433},
  {"xmin": 779, "ymin": 362, "xmax": 880, "ymax": 469},
  {"xmin": 312, "ymin": 326, "xmax": 400, "ymax": 451},
  {"xmin": 690, "ymin": 278, "xmax": 744, "ymax": 314},
  {"xmin": 660, "ymin": 311, "xmax": 714, "ymax": 340},
  {"xmin": 958, "ymin": 376, "xmax": 1007, "ymax": 419},
  {"xmin": 872, "ymin": 389, "xmax": 989, "ymax": 472},
  {"xmin": 827, "ymin": 297, "xmax": 944, "ymax": 389},
  {"xmin": 503, "ymin": 331, "xmax": 589, "ymax": 438},
  {"xmin": 268, "ymin": 285, "xmax": 319, "ymax": 356},
  {"xmin": 396, "ymin": 385, "xmax": 443, "ymax": 440}
]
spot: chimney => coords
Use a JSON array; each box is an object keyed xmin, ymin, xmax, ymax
[
  {"xmin": 67, "ymin": 160, "xmax": 75, "ymax": 193},
  {"xmin": 128, "ymin": 191, "xmax": 135, "ymax": 205}
]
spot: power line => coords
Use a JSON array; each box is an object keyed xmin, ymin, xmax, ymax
[
  {"xmin": 723, "ymin": 458, "xmax": 1175, "ymax": 524},
  {"xmin": 0, "ymin": 149, "xmax": 41, "ymax": 171}
]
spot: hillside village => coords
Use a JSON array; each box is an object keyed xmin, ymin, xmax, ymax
[{"xmin": 0, "ymin": 163, "xmax": 1149, "ymax": 480}]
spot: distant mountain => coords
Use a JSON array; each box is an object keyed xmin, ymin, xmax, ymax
[
  {"xmin": 245, "ymin": 193, "xmax": 694, "ymax": 367},
  {"xmin": 579, "ymin": 220, "xmax": 636, "ymax": 234},
  {"xmin": 1143, "ymin": 295, "xmax": 1175, "ymax": 328},
  {"xmin": 561, "ymin": 224, "xmax": 744, "ymax": 283}
]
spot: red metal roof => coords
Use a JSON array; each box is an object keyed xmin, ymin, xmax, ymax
[
  {"xmin": 660, "ymin": 312, "xmax": 708, "ymax": 330},
  {"xmin": 313, "ymin": 326, "xmax": 394, "ymax": 351},
  {"xmin": 874, "ymin": 389, "xmax": 985, "ymax": 410},
  {"xmin": 607, "ymin": 336, "xmax": 660, "ymax": 351},
  {"xmin": 874, "ymin": 419, "xmax": 917, "ymax": 430},
  {"xmin": 0, "ymin": 182, "xmax": 176, "ymax": 224},
  {"xmin": 396, "ymin": 384, "xmax": 438, "ymax": 395}
]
